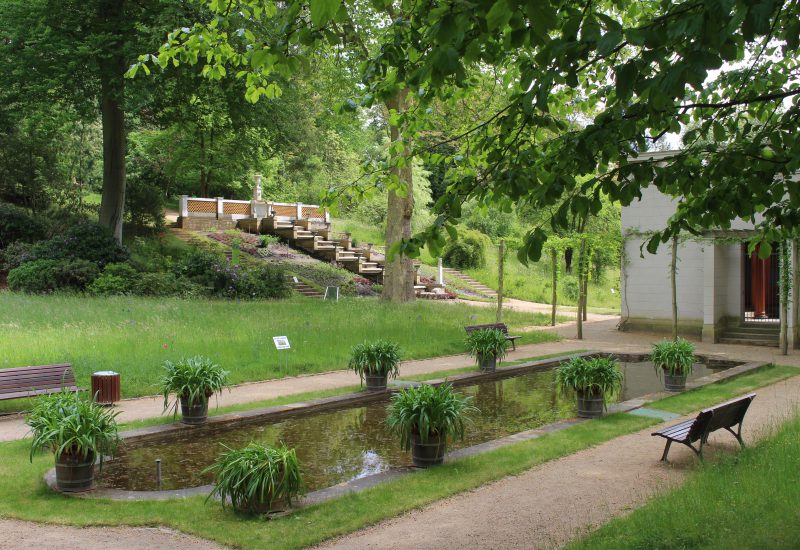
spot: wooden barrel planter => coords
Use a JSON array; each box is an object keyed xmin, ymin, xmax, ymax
[
  {"xmin": 180, "ymin": 396, "xmax": 209, "ymax": 425},
  {"xmin": 663, "ymin": 372, "xmax": 688, "ymax": 392},
  {"xmin": 55, "ymin": 452, "xmax": 95, "ymax": 492},
  {"xmin": 411, "ymin": 432, "xmax": 446, "ymax": 468},
  {"xmin": 576, "ymin": 389, "xmax": 605, "ymax": 418},
  {"xmin": 364, "ymin": 373, "xmax": 389, "ymax": 391}
]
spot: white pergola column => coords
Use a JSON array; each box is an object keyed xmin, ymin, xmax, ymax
[{"xmin": 702, "ymin": 242, "xmax": 719, "ymax": 343}]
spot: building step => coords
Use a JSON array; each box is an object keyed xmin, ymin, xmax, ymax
[
  {"xmin": 735, "ymin": 325, "xmax": 781, "ymax": 334},
  {"xmin": 722, "ymin": 331, "xmax": 780, "ymax": 340},
  {"xmin": 718, "ymin": 337, "xmax": 779, "ymax": 347}
]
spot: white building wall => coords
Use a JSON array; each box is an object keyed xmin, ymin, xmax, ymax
[{"xmin": 622, "ymin": 238, "xmax": 705, "ymax": 324}]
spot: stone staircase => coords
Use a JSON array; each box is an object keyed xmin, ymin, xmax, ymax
[
  {"xmin": 442, "ymin": 267, "xmax": 497, "ymax": 299},
  {"xmin": 264, "ymin": 219, "xmax": 384, "ymax": 282},
  {"xmin": 291, "ymin": 278, "xmax": 325, "ymax": 299},
  {"xmin": 719, "ymin": 324, "xmax": 780, "ymax": 347}
]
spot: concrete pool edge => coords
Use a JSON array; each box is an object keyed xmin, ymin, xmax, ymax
[{"xmin": 44, "ymin": 354, "xmax": 769, "ymax": 503}]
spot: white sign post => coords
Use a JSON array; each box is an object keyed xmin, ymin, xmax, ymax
[
  {"xmin": 273, "ymin": 336, "xmax": 290, "ymax": 374},
  {"xmin": 273, "ymin": 336, "xmax": 291, "ymax": 350}
]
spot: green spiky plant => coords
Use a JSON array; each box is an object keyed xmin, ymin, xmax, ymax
[
  {"xmin": 386, "ymin": 383, "xmax": 476, "ymax": 450},
  {"xmin": 27, "ymin": 390, "xmax": 120, "ymax": 465},
  {"xmin": 554, "ymin": 356, "xmax": 624, "ymax": 399},
  {"xmin": 651, "ymin": 338, "xmax": 696, "ymax": 376},
  {"xmin": 160, "ymin": 356, "xmax": 229, "ymax": 416},
  {"xmin": 464, "ymin": 329, "xmax": 509, "ymax": 364},
  {"xmin": 205, "ymin": 443, "xmax": 303, "ymax": 515},
  {"xmin": 347, "ymin": 340, "xmax": 402, "ymax": 381}
]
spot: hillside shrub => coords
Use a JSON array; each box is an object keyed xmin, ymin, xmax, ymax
[
  {"xmin": 8, "ymin": 258, "xmax": 99, "ymax": 293},
  {"xmin": 88, "ymin": 263, "xmax": 139, "ymax": 295},
  {"xmin": 0, "ymin": 241, "xmax": 37, "ymax": 271},
  {"xmin": 25, "ymin": 221, "xmax": 128, "ymax": 268},
  {"xmin": 0, "ymin": 202, "xmax": 44, "ymax": 249},
  {"xmin": 442, "ymin": 231, "xmax": 488, "ymax": 269}
]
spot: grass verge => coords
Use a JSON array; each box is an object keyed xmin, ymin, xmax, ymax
[
  {"xmin": 0, "ymin": 365, "xmax": 794, "ymax": 549},
  {"xmin": 569, "ymin": 410, "xmax": 800, "ymax": 549},
  {"xmin": 0, "ymin": 293, "xmax": 558, "ymax": 408}
]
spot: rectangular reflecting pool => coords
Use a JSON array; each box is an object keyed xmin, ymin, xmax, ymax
[{"xmin": 98, "ymin": 359, "xmax": 730, "ymax": 493}]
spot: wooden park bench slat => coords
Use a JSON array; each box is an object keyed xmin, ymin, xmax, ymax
[
  {"xmin": 0, "ymin": 364, "xmax": 81, "ymax": 401},
  {"xmin": 464, "ymin": 323, "xmax": 522, "ymax": 351},
  {"xmin": 652, "ymin": 393, "xmax": 756, "ymax": 461}
]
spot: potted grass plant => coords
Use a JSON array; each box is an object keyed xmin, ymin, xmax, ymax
[
  {"xmin": 554, "ymin": 356, "xmax": 623, "ymax": 418},
  {"xmin": 205, "ymin": 443, "xmax": 303, "ymax": 515},
  {"xmin": 465, "ymin": 329, "xmax": 509, "ymax": 372},
  {"xmin": 348, "ymin": 340, "xmax": 402, "ymax": 391},
  {"xmin": 161, "ymin": 356, "xmax": 229, "ymax": 425},
  {"xmin": 386, "ymin": 383, "xmax": 476, "ymax": 468},
  {"xmin": 27, "ymin": 390, "xmax": 120, "ymax": 492},
  {"xmin": 651, "ymin": 338, "xmax": 696, "ymax": 391}
]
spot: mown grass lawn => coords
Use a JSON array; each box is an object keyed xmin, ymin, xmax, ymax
[
  {"xmin": 0, "ymin": 293, "xmax": 557, "ymax": 404},
  {"xmin": 0, "ymin": 365, "xmax": 793, "ymax": 550}
]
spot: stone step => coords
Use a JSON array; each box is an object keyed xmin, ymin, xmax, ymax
[
  {"xmin": 718, "ymin": 337, "xmax": 779, "ymax": 347},
  {"xmin": 734, "ymin": 325, "xmax": 781, "ymax": 334},
  {"xmin": 723, "ymin": 330, "xmax": 780, "ymax": 339},
  {"xmin": 359, "ymin": 267, "xmax": 383, "ymax": 274}
]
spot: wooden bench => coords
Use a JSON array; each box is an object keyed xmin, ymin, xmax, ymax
[
  {"xmin": 652, "ymin": 393, "xmax": 756, "ymax": 461},
  {"xmin": 464, "ymin": 323, "xmax": 521, "ymax": 351},
  {"xmin": 0, "ymin": 364, "xmax": 81, "ymax": 401}
]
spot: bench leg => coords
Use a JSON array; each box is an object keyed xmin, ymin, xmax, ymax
[
  {"xmin": 660, "ymin": 440, "xmax": 672, "ymax": 462},
  {"xmin": 724, "ymin": 424, "xmax": 746, "ymax": 448}
]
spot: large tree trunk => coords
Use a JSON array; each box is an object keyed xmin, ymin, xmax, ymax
[
  {"xmin": 382, "ymin": 90, "xmax": 415, "ymax": 303},
  {"xmin": 97, "ymin": 0, "xmax": 127, "ymax": 243}
]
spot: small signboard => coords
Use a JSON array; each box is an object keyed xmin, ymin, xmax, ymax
[{"xmin": 272, "ymin": 336, "xmax": 291, "ymax": 350}]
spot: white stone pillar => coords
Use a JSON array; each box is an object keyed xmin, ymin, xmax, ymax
[
  {"xmin": 296, "ymin": 202, "xmax": 303, "ymax": 220},
  {"xmin": 438, "ymin": 257, "xmax": 444, "ymax": 286},
  {"xmin": 216, "ymin": 197, "xmax": 224, "ymax": 219},
  {"xmin": 702, "ymin": 242, "xmax": 718, "ymax": 343},
  {"xmin": 253, "ymin": 173, "xmax": 262, "ymax": 201},
  {"xmin": 179, "ymin": 195, "xmax": 189, "ymax": 218}
]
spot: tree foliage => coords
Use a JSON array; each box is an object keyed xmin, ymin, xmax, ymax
[{"xmin": 132, "ymin": 0, "xmax": 800, "ymax": 258}]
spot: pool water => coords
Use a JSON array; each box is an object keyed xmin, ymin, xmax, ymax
[{"xmin": 98, "ymin": 361, "xmax": 726, "ymax": 492}]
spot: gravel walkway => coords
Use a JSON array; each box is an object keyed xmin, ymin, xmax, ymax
[{"xmin": 0, "ymin": 520, "xmax": 223, "ymax": 550}]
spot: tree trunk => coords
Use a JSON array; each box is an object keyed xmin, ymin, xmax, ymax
[
  {"xmin": 576, "ymin": 238, "xmax": 587, "ymax": 340},
  {"xmin": 496, "ymin": 240, "xmax": 505, "ymax": 323},
  {"xmin": 199, "ymin": 131, "xmax": 208, "ymax": 196},
  {"xmin": 550, "ymin": 247, "xmax": 558, "ymax": 326},
  {"xmin": 382, "ymin": 89, "xmax": 415, "ymax": 303},
  {"xmin": 671, "ymin": 234, "xmax": 679, "ymax": 341},
  {"xmin": 97, "ymin": 0, "xmax": 127, "ymax": 244},
  {"xmin": 564, "ymin": 247, "xmax": 573, "ymax": 274}
]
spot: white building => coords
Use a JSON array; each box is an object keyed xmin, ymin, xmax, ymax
[{"xmin": 620, "ymin": 150, "xmax": 798, "ymax": 348}]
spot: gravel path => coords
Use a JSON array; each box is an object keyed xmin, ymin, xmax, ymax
[
  {"xmin": 317, "ymin": 375, "xmax": 800, "ymax": 550},
  {"xmin": 0, "ymin": 520, "xmax": 224, "ymax": 550}
]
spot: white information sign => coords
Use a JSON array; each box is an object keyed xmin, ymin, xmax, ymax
[{"xmin": 272, "ymin": 336, "xmax": 291, "ymax": 350}]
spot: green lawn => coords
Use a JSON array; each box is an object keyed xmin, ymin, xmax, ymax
[
  {"xmin": 0, "ymin": 293, "xmax": 557, "ymax": 405},
  {"xmin": 571, "ymin": 410, "xmax": 800, "ymax": 549},
  {"xmin": 0, "ymin": 365, "xmax": 792, "ymax": 550}
]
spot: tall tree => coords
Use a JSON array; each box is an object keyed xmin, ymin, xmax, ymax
[
  {"xmin": 0, "ymin": 0, "xmax": 192, "ymax": 241},
  {"xmin": 132, "ymin": 0, "xmax": 800, "ymax": 262}
]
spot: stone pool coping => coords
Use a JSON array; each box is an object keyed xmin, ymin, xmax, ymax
[{"xmin": 44, "ymin": 352, "xmax": 768, "ymax": 503}]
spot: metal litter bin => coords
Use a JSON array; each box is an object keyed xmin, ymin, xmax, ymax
[{"xmin": 91, "ymin": 371, "xmax": 120, "ymax": 406}]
